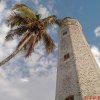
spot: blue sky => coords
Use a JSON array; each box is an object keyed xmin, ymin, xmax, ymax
[
  {"xmin": 0, "ymin": 0, "xmax": 100, "ymax": 100},
  {"xmin": 2, "ymin": 0, "xmax": 100, "ymax": 45},
  {"xmin": 51, "ymin": 0, "xmax": 100, "ymax": 47}
]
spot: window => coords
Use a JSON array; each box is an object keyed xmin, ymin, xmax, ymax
[
  {"xmin": 65, "ymin": 95, "xmax": 74, "ymax": 100},
  {"xmin": 63, "ymin": 31, "xmax": 67, "ymax": 35},
  {"xmin": 64, "ymin": 53, "xmax": 70, "ymax": 61}
]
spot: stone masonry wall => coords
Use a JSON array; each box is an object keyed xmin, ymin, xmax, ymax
[{"xmin": 55, "ymin": 18, "xmax": 100, "ymax": 100}]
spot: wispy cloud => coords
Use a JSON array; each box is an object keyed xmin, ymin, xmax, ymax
[
  {"xmin": 0, "ymin": 1, "xmax": 5, "ymax": 13},
  {"xmin": 91, "ymin": 46, "xmax": 100, "ymax": 67},
  {"xmin": 0, "ymin": 0, "xmax": 57, "ymax": 78},
  {"xmin": 2, "ymin": 0, "xmax": 100, "ymax": 100},
  {"xmin": 0, "ymin": 69, "xmax": 29, "ymax": 100},
  {"xmin": 32, "ymin": 0, "xmax": 56, "ymax": 18},
  {"xmin": 32, "ymin": 0, "xmax": 50, "ymax": 18},
  {"xmin": 94, "ymin": 27, "xmax": 100, "ymax": 37}
]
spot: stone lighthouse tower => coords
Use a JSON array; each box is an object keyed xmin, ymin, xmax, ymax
[{"xmin": 55, "ymin": 18, "xmax": 100, "ymax": 100}]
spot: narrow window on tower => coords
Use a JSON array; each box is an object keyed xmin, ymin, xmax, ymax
[
  {"xmin": 63, "ymin": 31, "xmax": 67, "ymax": 35},
  {"xmin": 65, "ymin": 95, "xmax": 74, "ymax": 100},
  {"xmin": 64, "ymin": 53, "xmax": 70, "ymax": 61}
]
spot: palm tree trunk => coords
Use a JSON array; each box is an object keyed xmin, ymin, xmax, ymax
[
  {"xmin": 0, "ymin": 49, "xmax": 20, "ymax": 66},
  {"xmin": 0, "ymin": 34, "xmax": 33, "ymax": 66}
]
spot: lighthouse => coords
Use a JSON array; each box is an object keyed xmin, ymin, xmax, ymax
[{"xmin": 55, "ymin": 18, "xmax": 100, "ymax": 100}]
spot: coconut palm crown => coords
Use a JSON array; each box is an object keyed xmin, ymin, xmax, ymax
[{"xmin": 0, "ymin": 3, "xmax": 57, "ymax": 66}]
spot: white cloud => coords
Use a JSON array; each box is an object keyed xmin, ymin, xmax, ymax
[
  {"xmin": 15, "ymin": 71, "xmax": 56, "ymax": 100},
  {"xmin": 32, "ymin": 0, "xmax": 40, "ymax": 5},
  {"xmin": 0, "ymin": 1, "xmax": 6, "ymax": 23},
  {"xmin": 15, "ymin": 0, "xmax": 21, "ymax": 2},
  {"xmin": 0, "ymin": 69, "xmax": 28, "ymax": 100},
  {"xmin": 94, "ymin": 27, "xmax": 100, "ymax": 37},
  {"xmin": 91, "ymin": 46, "xmax": 100, "ymax": 67},
  {"xmin": 34, "ymin": 1, "xmax": 50, "ymax": 18},
  {"xmin": 0, "ymin": 10, "xmax": 57, "ymax": 100},
  {"xmin": 0, "ymin": 57, "xmax": 57, "ymax": 100},
  {"xmin": 0, "ymin": 1, "xmax": 100, "ymax": 100},
  {"xmin": 38, "ymin": 4, "xmax": 50, "ymax": 18},
  {"xmin": 0, "ymin": 23, "xmax": 17, "ymax": 60},
  {"xmin": 47, "ymin": 0, "xmax": 57, "ymax": 14},
  {"xmin": 0, "ymin": 23, "xmax": 10, "ymax": 34},
  {"xmin": 0, "ymin": 1, "xmax": 6, "ymax": 13},
  {"xmin": 0, "ymin": 1, "xmax": 57, "ymax": 100},
  {"xmin": 20, "ymin": 78, "xmax": 29, "ymax": 83},
  {"xmin": 0, "ymin": 1, "xmax": 11, "ymax": 23},
  {"xmin": 32, "ymin": 0, "xmax": 56, "ymax": 18}
]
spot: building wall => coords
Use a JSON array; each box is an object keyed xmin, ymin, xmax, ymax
[{"xmin": 55, "ymin": 18, "xmax": 100, "ymax": 100}]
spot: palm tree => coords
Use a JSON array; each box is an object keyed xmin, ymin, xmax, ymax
[{"xmin": 0, "ymin": 3, "xmax": 58, "ymax": 66}]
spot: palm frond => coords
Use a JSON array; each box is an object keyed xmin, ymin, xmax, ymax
[
  {"xmin": 5, "ymin": 25, "xmax": 28, "ymax": 41},
  {"xmin": 14, "ymin": 25, "xmax": 28, "ymax": 35},
  {"xmin": 5, "ymin": 30, "xmax": 15, "ymax": 41},
  {"xmin": 42, "ymin": 15, "xmax": 57, "ymax": 28},
  {"xmin": 12, "ymin": 3, "xmax": 37, "ymax": 19},
  {"xmin": 24, "ymin": 31, "xmax": 42, "ymax": 57},
  {"xmin": 42, "ymin": 31, "xmax": 55, "ymax": 53},
  {"xmin": 17, "ymin": 32, "xmax": 30, "ymax": 49},
  {"xmin": 7, "ymin": 12, "xmax": 28, "ymax": 27},
  {"xmin": 25, "ymin": 35, "xmax": 37, "ymax": 57}
]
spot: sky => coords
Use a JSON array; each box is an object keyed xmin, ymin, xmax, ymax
[{"xmin": 0, "ymin": 0, "xmax": 100, "ymax": 100}]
